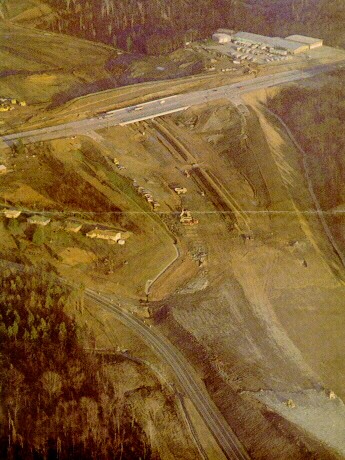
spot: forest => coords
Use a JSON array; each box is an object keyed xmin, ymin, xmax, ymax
[
  {"xmin": 5, "ymin": 0, "xmax": 344, "ymax": 55},
  {"xmin": 0, "ymin": 265, "xmax": 151, "ymax": 459}
]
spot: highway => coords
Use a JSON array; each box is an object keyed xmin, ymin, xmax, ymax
[
  {"xmin": 84, "ymin": 288, "xmax": 250, "ymax": 460},
  {"xmin": 1, "ymin": 61, "xmax": 344, "ymax": 147}
]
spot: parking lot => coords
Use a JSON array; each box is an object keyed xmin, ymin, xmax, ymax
[{"xmin": 209, "ymin": 41, "xmax": 293, "ymax": 65}]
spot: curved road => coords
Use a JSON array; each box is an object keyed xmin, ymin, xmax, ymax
[{"xmin": 85, "ymin": 288, "xmax": 250, "ymax": 460}]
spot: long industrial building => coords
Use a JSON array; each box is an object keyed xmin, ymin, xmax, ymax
[
  {"xmin": 213, "ymin": 30, "xmax": 323, "ymax": 55},
  {"xmin": 285, "ymin": 35, "xmax": 323, "ymax": 49},
  {"xmin": 232, "ymin": 32, "xmax": 309, "ymax": 54}
]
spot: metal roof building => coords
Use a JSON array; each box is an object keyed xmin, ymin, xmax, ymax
[
  {"xmin": 233, "ymin": 32, "xmax": 309, "ymax": 54},
  {"xmin": 212, "ymin": 33, "xmax": 232, "ymax": 44},
  {"xmin": 285, "ymin": 35, "xmax": 323, "ymax": 49}
]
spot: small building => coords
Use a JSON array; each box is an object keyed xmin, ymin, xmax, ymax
[
  {"xmin": 65, "ymin": 221, "xmax": 82, "ymax": 233},
  {"xmin": 4, "ymin": 209, "xmax": 21, "ymax": 219},
  {"xmin": 86, "ymin": 229, "xmax": 131, "ymax": 243},
  {"xmin": 27, "ymin": 215, "xmax": 51, "ymax": 226},
  {"xmin": 86, "ymin": 229, "xmax": 122, "ymax": 242},
  {"xmin": 117, "ymin": 239, "xmax": 126, "ymax": 245},
  {"xmin": 0, "ymin": 165, "xmax": 7, "ymax": 174},
  {"xmin": 180, "ymin": 209, "xmax": 198, "ymax": 226},
  {"xmin": 285, "ymin": 35, "xmax": 323, "ymax": 49},
  {"xmin": 212, "ymin": 33, "xmax": 232, "ymax": 44},
  {"xmin": 174, "ymin": 187, "xmax": 187, "ymax": 195}
]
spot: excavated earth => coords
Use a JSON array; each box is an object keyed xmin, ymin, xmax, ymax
[{"xmin": 150, "ymin": 95, "xmax": 345, "ymax": 458}]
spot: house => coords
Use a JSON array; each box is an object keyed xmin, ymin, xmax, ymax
[
  {"xmin": 65, "ymin": 221, "xmax": 82, "ymax": 233},
  {"xmin": 86, "ymin": 229, "xmax": 131, "ymax": 243},
  {"xmin": 86, "ymin": 229, "xmax": 122, "ymax": 242},
  {"xmin": 4, "ymin": 209, "xmax": 21, "ymax": 219},
  {"xmin": 0, "ymin": 165, "xmax": 7, "ymax": 174},
  {"xmin": 27, "ymin": 215, "xmax": 51, "ymax": 226}
]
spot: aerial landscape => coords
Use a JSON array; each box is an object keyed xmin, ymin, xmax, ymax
[{"xmin": 1, "ymin": 0, "xmax": 345, "ymax": 458}]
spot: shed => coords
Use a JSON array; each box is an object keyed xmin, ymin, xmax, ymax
[
  {"xmin": 4, "ymin": 209, "xmax": 21, "ymax": 219},
  {"xmin": 86, "ymin": 229, "xmax": 122, "ymax": 242},
  {"xmin": 27, "ymin": 215, "xmax": 51, "ymax": 226},
  {"xmin": 212, "ymin": 33, "xmax": 232, "ymax": 44},
  {"xmin": 174, "ymin": 187, "xmax": 187, "ymax": 195}
]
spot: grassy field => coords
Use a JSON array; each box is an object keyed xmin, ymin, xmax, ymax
[
  {"xmin": 0, "ymin": 21, "xmax": 117, "ymax": 103},
  {"xmin": 0, "ymin": 136, "xmax": 176, "ymax": 298}
]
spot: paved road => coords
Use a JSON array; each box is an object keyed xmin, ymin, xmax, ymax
[
  {"xmin": 84, "ymin": 288, "xmax": 250, "ymax": 460},
  {"xmin": 2, "ymin": 61, "xmax": 344, "ymax": 147}
]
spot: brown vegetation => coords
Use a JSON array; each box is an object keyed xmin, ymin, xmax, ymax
[
  {"xmin": 0, "ymin": 266, "xmax": 152, "ymax": 459},
  {"xmin": 3, "ymin": 0, "xmax": 345, "ymax": 55}
]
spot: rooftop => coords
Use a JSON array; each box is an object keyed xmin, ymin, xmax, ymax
[
  {"xmin": 4, "ymin": 209, "xmax": 21, "ymax": 218},
  {"xmin": 285, "ymin": 35, "xmax": 323, "ymax": 45},
  {"xmin": 233, "ymin": 32, "xmax": 307, "ymax": 52},
  {"xmin": 27, "ymin": 215, "xmax": 51, "ymax": 225}
]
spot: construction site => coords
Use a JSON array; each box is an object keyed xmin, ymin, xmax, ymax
[{"xmin": 2, "ymin": 6, "xmax": 345, "ymax": 458}]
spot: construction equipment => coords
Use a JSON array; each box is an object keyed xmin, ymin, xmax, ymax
[
  {"xmin": 180, "ymin": 209, "xmax": 198, "ymax": 226},
  {"xmin": 174, "ymin": 187, "xmax": 187, "ymax": 195}
]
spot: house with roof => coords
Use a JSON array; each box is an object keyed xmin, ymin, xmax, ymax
[{"xmin": 27, "ymin": 215, "xmax": 51, "ymax": 226}]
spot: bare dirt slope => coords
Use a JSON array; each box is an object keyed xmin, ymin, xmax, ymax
[{"xmin": 141, "ymin": 99, "xmax": 345, "ymax": 457}]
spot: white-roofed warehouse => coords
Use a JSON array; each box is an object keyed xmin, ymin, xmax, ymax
[
  {"xmin": 285, "ymin": 35, "xmax": 323, "ymax": 49},
  {"xmin": 232, "ymin": 31, "xmax": 310, "ymax": 54}
]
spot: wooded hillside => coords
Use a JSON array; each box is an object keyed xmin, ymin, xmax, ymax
[
  {"xmin": 0, "ymin": 265, "xmax": 151, "ymax": 459},
  {"xmin": 3, "ymin": 0, "xmax": 345, "ymax": 54}
]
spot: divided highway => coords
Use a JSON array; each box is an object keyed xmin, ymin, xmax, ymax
[
  {"xmin": 85, "ymin": 288, "xmax": 250, "ymax": 460},
  {"xmin": 1, "ymin": 61, "xmax": 344, "ymax": 147}
]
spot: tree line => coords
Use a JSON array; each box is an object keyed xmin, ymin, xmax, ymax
[{"xmin": 6, "ymin": 0, "xmax": 343, "ymax": 55}]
